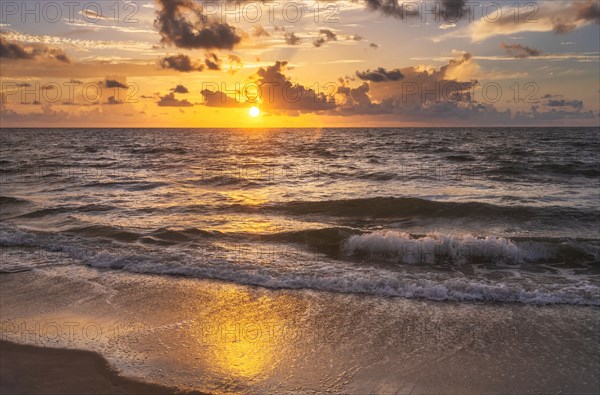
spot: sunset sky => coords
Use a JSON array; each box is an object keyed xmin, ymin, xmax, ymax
[{"xmin": 1, "ymin": 0, "xmax": 599, "ymax": 127}]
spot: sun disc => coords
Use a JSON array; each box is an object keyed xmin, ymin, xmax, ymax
[{"xmin": 249, "ymin": 106, "xmax": 260, "ymax": 117}]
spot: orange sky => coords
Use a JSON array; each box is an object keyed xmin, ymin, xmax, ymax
[{"xmin": 1, "ymin": 0, "xmax": 599, "ymax": 127}]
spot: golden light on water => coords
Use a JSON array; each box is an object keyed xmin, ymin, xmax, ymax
[
  {"xmin": 191, "ymin": 288, "xmax": 306, "ymax": 381},
  {"xmin": 249, "ymin": 106, "xmax": 260, "ymax": 118}
]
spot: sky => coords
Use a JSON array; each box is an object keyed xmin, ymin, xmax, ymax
[{"xmin": 0, "ymin": 0, "xmax": 599, "ymax": 127}]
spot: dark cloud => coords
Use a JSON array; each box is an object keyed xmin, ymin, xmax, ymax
[
  {"xmin": 356, "ymin": 67, "xmax": 404, "ymax": 82},
  {"xmin": 284, "ymin": 32, "xmax": 301, "ymax": 45},
  {"xmin": 313, "ymin": 29, "xmax": 338, "ymax": 47},
  {"xmin": 159, "ymin": 54, "xmax": 204, "ymax": 72},
  {"xmin": 437, "ymin": 0, "xmax": 470, "ymax": 20},
  {"xmin": 313, "ymin": 38, "xmax": 326, "ymax": 48},
  {"xmin": 334, "ymin": 54, "xmax": 596, "ymax": 124},
  {"xmin": 365, "ymin": 0, "xmax": 470, "ymax": 21},
  {"xmin": 546, "ymin": 99, "xmax": 584, "ymax": 109},
  {"xmin": 0, "ymin": 38, "xmax": 31, "ymax": 59},
  {"xmin": 204, "ymin": 53, "xmax": 221, "ymax": 70},
  {"xmin": 370, "ymin": 43, "xmax": 379, "ymax": 48},
  {"xmin": 159, "ymin": 53, "xmax": 225, "ymax": 72},
  {"xmin": 0, "ymin": 37, "xmax": 70, "ymax": 63},
  {"xmin": 336, "ymin": 82, "xmax": 389, "ymax": 114},
  {"xmin": 106, "ymin": 79, "xmax": 128, "ymax": 89},
  {"xmin": 513, "ymin": 105, "xmax": 595, "ymax": 123},
  {"xmin": 252, "ymin": 61, "xmax": 336, "ymax": 113},
  {"xmin": 552, "ymin": 23, "xmax": 577, "ymax": 33},
  {"xmin": 201, "ymin": 61, "xmax": 336, "ymax": 113},
  {"xmin": 319, "ymin": 29, "xmax": 337, "ymax": 41},
  {"xmin": 349, "ymin": 34, "xmax": 363, "ymax": 41},
  {"xmin": 53, "ymin": 52, "xmax": 70, "ymax": 63},
  {"xmin": 154, "ymin": 0, "xmax": 241, "ymax": 50},
  {"xmin": 337, "ymin": 54, "xmax": 480, "ymax": 118},
  {"xmin": 550, "ymin": 1, "xmax": 599, "ymax": 33},
  {"xmin": 170, "ymin": 84, "xmax": 189, "ymax": 94},
  {"xmin": 365, "ymin": 0, "xmax": 419, "ymax": 19},
  {"xmin": 575, "ymin": 1, "xmax": 600, "ymax": 23},
  {"xmin": 157, "ymin": 92, "xmax": 194, "ymax": 107},
  {"xmin": 500, "ymin": 43, "xmax": 542, "ymax": 58},
  {"xmin": 201, "ymin": 89, "xmax": 245, "ymax": 108},
  {"xmin": 106, "ymin": 96, "xmax": 123, "ymax": 105}
]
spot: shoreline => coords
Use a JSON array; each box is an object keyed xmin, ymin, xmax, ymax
[
  {"xmin": 0, "ymin": 340, "xmax": 204, "ymax": 395},
  {"xmin": 1, "ymin": 266, "xmax": 598, "ymax": 394}
]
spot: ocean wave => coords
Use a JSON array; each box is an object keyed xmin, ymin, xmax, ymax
[
  {"xmin": 81, "ymin": 181, "xmax": 168, "ymax": 191},
  {"xmin": 10, "ymin": 204, "xmax": 115, "ymax": 219},
  {"xmin": 76, "ymin": 247, "xmax": 600, "ymax": 306},
  {"xmin": 63, "ymin": 224, "xmax": 221, "ymax": 244},
  {"xmin": 261, "ymin": 197, "xmax": 597, "ymax": 222},
  {"xmin": 343, "ymin": 231, "xmax": 600, "ymax": 264},
  {"xmin": 184, "ymin": 175, "xmax": 262, "ymax": 188},
  {"xmin": 1, "ymin": 225, "xmax": 598, "ymax": 305},
  {"xmin": 0, "ymin": 196, "xmax": 30, "ymax": 206},
  {"xmin": 128, "ymin": 146, "xmax": 188, "ymax": 155}
]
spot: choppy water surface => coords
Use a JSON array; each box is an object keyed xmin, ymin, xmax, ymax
[{"xmin": 1, "ymin": 128, "xmax": 599, "ymax": 304}]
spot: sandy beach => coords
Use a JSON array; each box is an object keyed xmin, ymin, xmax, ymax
[
  {"xmin": 0, "ymin": 340, "xmax": 203, "ymax": 395},
  {"xmin": 1, "ymin": 266, "xmax": 598, "ymax": 394}
]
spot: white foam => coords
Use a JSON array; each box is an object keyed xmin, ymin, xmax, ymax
[
  {"xmin": 2, "ymin": 225, "xmax": 599, "ymax": 305},
  {"xmin": 343, "ymin": 231, "xmax": 522, "ymax": 264}
]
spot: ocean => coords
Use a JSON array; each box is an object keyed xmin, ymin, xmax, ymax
[
  {"xmin": 1, "ymin": 127, "xmax": 598, "ymax": 305},
  {"xmin": 1, "ymin": 127, "xmax": 599, "ymax": 393}
]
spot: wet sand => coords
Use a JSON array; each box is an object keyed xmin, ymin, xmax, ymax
[
  {"xmin": 0, "ymin": 340, "xmax": 202, "ymax": 395},
  {"xmin": 1, "ymin": 266, "xmax": 599, "ymax": 394}
]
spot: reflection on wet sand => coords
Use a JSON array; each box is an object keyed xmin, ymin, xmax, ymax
[{"xmin": 190, "ymin": 288, "xmax": 305, "ymax": 382}]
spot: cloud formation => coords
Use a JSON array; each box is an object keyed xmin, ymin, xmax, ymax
[
  {"xmin": 364, "ymin": 0, "xmax": 419, "ymax": 19},
  {"xmin": 157, "ymin": 92, "xmax": 193, "ymax": 107},
  {"xmin": 159, "ymin": 54, "xmax": 204, "ymax": 72},
  {"xmin": 252, "ymin": 61, "xmax": 336, "ymax": 113},
  {"xmin": 542, "ymin": 94, "xmax": 584, "ymax": 110},
  {"xmin": 313, "ymin": 29, "xmax": 338, "ymax": 47},
  {"xmin": 356, "ymin": 67, "xmax": 404, "ymax": 82},
  {"xmin": 284, "ymin": 32, "xmax": 301, "ymax": 45},
  {"xmin": 170, "ymin": 84, "xmax": 189, "ymax": 94},
  {"xmin": 365, "ymin": 0, "xmax": 469, "ymax": 20},
  {"xmin": 204, "ymin": 53, "xmax": 221, "ymax": 70},
  {"xmin": 252, "ymin": 25, "xmax": 270, "ymax": 38},
  {"xmin": 201, "ymin": 89, "xmax": 244, "ymax": 108},
  {"xmin": 500, "ymin": 43, "xmax": 542, "ymax": 58},
  {"xmin": 201, "ymin": 61, "xmax": 336, "ymax": 114},
  {"xmin": 158, "ymin": 53, "xmax": 228, "ymax": 72},
  {"xmin": 334, "ymin": 53, "xmax": 596, "ymax": 124},
  {"xmin": 105, "ymin": 79, "xmax": 128, "ymax": 89},
  {"xmin": 465, "ymin": 1, "xmax": 600, "ymax": 42},
  {"xmin": 154, "ymin": 0, "xmax": 241, "ymax": 50},
  {"xmin": 0, "ymin": 38, "xmax": 70, "ymax": 63}
]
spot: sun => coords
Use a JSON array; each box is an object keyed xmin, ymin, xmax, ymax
[{"xmin": 249, "ymin": 106, "xmax": 260, "ymax": 118}]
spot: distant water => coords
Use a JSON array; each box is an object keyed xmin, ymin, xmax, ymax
[{"xmin": 1, "ymin": 128, "xmax": 599, "ymax": 305}]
